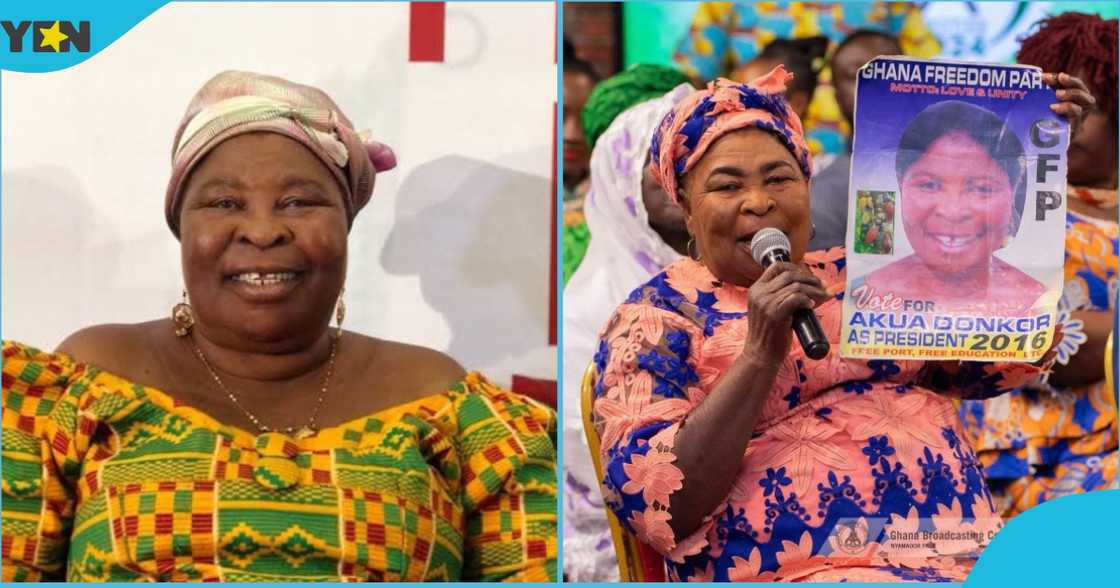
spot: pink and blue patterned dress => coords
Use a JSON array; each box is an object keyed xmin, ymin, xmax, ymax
[{"xmin": 591, "ymin": 249, "xmax": 1051, "ymax": 581}]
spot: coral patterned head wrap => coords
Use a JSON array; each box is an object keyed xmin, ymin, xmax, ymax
[
  {"xmin": 649, "ymin": 65, "xmax": 812, "ymax": 205},
  {"xmin": 165, "ymin": 70, "xmax": 397, "ymax": 236}
]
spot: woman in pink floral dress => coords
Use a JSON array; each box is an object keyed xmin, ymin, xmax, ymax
[{"xmin": 589, "ymin": 66, "xmax": 1085, "ymax": 581}]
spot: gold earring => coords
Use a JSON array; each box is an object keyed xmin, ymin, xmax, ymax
[
  {"xmin": 334, "ymin": 287, "xmax": 346, "ymax": 337},
  {"xmin": 687, "ymin": 237, "xmax": 702, "ymax": 261},
  {"xmin": 172, "ymin": 290, "xmax": 194, "ymax": 337}
]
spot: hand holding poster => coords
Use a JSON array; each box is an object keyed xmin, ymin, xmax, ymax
[{"xmin": 841, "ymin": 57, "xmax": 1068, "ymax": 362}]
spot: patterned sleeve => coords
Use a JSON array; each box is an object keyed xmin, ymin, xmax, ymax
[
  {"xmin": 918, "ymin": 356, "xmax": 1055, "ymax": 400},
  {"xmin": 456, "ymin": 376, "xmax": 557, "ymax": 582},
  {"xmin": 2, "ymin": 341, "xmax": 88, "ymax": 581},
  {"xmin": 672, "ymin": 2, "xmax": 736, "ymax": 82},
  {"xmin": 591, "ymin": 303, "xmax": 703, "ymax": 560}
]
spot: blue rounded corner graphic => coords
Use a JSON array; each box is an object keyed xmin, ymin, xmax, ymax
[
  {"xmin": 0, "ymin": 1, "xmax": 167, "ymax": 73},
  {"xmin": 967, "ymin": 489, "xmax": 1120, "ymax": 584}
]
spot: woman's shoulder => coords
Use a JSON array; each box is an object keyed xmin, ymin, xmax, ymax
[
  {"xmin": 453, "ymin": 373, "xmax": 556, "ymax": 429},
  {"xmin": 345, "ymin": 337, "xmax": 554, "ymax": 428},
  {"xmin": 600, "ymin": 258, "xmax": 758, "ymax": 336},
  {"xmin": 599, "ymin": 262, "xmax": 690, "ymax": 319},
  {"xmin": 2, "ymin": 338, "xmax": 88, "ymax": 428},
  {"xmin": 342, "ymin": 332, "xmax": 467, "ymax": 403},
  {"xmin": 804, "ymin": 246, "xmax": 847, "ymax": 265},
  {"xmin": 856, "ymin": 253, "xmax": 925, "ymax": 292},
  {"xmin": 992, "ymin": 259, "xmax": 1048, "ymax": 302},
  {"xmin": 627, "ymin": 258, "xmax": 722, "ymax": 310},
  {"xmin": 442, "ymin": 374, "xmax": 556, "ymax": 479},
  {"xmin": 5, "ymin": 323, "xmax": 184, "ymax": 433},
  {"xmin": 4, "ymin": 321, "xmax": 158, "ymax": 387},
  {"xmin": 351, "ymin": 337, "xmax": 555, "ymax": 450},
  {"xmin": 3, "ymin": 338, "xmax": 78, "ymax": 379},
  {"xmin": 54, "ymin": 320, "xmax": 166, "ymax": 375},
  {"xmin": 991, "ymin": 257, "xmax": 1044, "ymax": 287},
  {"xmin": 803, "ymin": 246, "xmax": 848, "ymax": 290}
]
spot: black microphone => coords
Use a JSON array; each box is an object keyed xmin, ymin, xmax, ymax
[{"xmin": 750, "ymin": 228, "xmax": 830, "ymax": 360}]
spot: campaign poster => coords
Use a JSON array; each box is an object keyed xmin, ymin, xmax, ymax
[{"xmin": 841, "ymin": 56, "xmax": 1068, "ymax": 362}]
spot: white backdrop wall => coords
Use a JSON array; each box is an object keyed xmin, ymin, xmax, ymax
[{"xmin": 1, "ymin": 2, "xmax": 557, "ymax": 387}]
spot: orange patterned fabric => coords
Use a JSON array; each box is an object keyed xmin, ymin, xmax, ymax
[{"xmin": 960, "ymin": 204, "xmax": 1118, "ymax": 517}]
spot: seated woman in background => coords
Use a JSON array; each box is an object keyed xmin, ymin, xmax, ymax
[
  {"xmin": 858, "ymin": 100, "xmax": 1047, "ymax": 317},
  {"xmin": 1, "ymin": 71, "xmax": 556, "ymax": 582},
  {"xmin": 960, "ymin": 12, "xmax": 1119, "ymax": 518},
  {"xmin": 590, "ymin": 66, "xmax": 1082, "ymax": 581},
  {"xmin": 560, "ymin": 41, "xmax": 599, "ymax": 284},
  {"xmin": 563, "ymin": 63, "xmax": 693, "ymax": 582},
  {"xmin": 563, "ymin": 39, "xmax": 599, "ymax": 204},
  {"xmin": 563, "ymin": 64, "xmax": 691, "ymax": 285}
]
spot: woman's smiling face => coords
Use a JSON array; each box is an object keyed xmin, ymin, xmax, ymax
[
  {"xmin": 899, "ymin": 130, "xmax": 1016, "ymax": 276},
  {"xmin": 178, "ymin": 132, "xmax": 349, "ymax": 345},
  {"xmin": 681, "ymin": 127, "xmax": 811, "ymax": 286}
]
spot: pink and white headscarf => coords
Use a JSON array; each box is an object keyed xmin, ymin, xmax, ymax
[
  {"xmin": 649, "ymin": 65, "xmax": 812, "ymax": 205},
  {"xmin": 165, "ymin": 70, "xmax": 397, "ymax": 236}
]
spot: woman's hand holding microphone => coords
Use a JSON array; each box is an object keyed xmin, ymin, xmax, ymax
[{"xmin": 743, "ymin": 261, "xmax": 831, "ymax": 365}]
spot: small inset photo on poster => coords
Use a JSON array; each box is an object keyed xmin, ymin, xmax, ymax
[{"xmin": 852, "ymin": 189, "xmax": 896, "ymax": 255}]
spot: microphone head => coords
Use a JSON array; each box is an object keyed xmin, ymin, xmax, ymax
[{"xmin": 750, "ymin": 228, "xmax": 791, "ymax": 265}]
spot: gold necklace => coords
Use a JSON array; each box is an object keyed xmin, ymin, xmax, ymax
[{"xmin": 189, "ymin": 333, "xmax": 340, "ymax": 440}]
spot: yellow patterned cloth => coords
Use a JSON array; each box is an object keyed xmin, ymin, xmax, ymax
[{"xmin": 1, "ymin": 340, "xmax": 557, "ymax": 582}]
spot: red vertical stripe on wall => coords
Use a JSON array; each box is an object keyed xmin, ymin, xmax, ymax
[{"xmin": 409, "ymin": 3, "xmax": 445, "ymax": 62}]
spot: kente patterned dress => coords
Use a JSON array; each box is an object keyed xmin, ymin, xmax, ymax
[
  {"xmin": 591, "ymin": 249, "xmax": 1052, "ymax": 582},
  {"xmin": 959, "ymin": 201, "xmax": 1119, "ymax": 517},
  {"xmin": 1, "ymin": 341, "xmax": 557, "ymax": 582}
]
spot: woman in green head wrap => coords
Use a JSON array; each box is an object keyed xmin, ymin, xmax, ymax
[{"xmin": 580, "ymin": 64, "xmax": 692, "ymax": 152}]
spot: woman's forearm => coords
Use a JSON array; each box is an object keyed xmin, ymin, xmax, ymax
[
  {"xmin": 667, "ymin": 352, "xmax": 777, "ymax": 541},
  {"xmin": 1050, "ymin": 310, "xmax": 1113, "ymax": 388}
]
